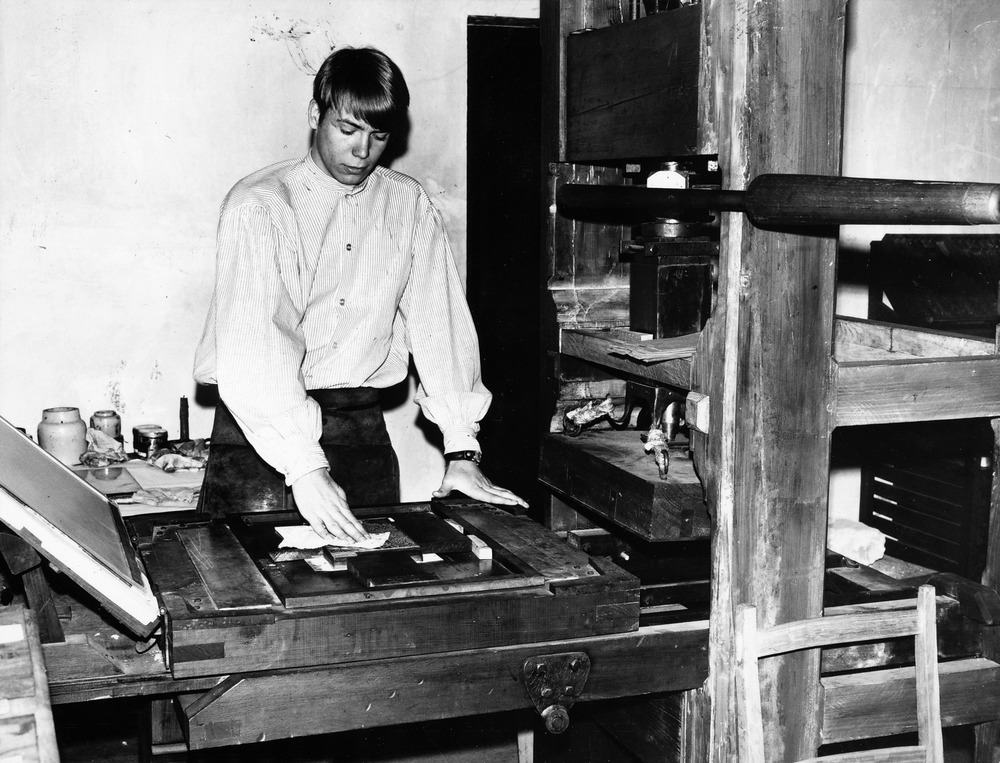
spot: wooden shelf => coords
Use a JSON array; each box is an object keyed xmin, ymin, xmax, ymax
[
  {"xmin": 540, "ymin": 430, "xmax": 710, "ymax": 542},
  {"xmin": 560, "ymin": 328, "xmax": 695, "ymax": 389},
  {"xmin": 833, "ymin": 317, "xmax": 1000, "ymax": 427},
  {"xmin": 563, "ymin": 319, "xmax": 1000, "ymax": 427}
]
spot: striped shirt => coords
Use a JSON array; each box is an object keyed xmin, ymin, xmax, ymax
[{"xmin": 193, "ymin": 152, "xmax": 490, "ymax": 486}]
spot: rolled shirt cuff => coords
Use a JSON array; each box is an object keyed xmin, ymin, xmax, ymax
[
  {"xmin": 284, "ymin": 443, "xmax": 332, "ymax": 486},
  {"xmin": 441, "ymin": 425, "xmax": 481, "ymax": 456}
]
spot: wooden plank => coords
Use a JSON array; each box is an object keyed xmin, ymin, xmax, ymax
[
  {"xmin": 0, "ymin": 606, "xmax": 60, "ymax": 763},
  {"xmin": 974, "ymin": 417, "xmax": 1000, "ymax": 760},
  {"xmin": 833, "ymin": 354, "xmax": 1000, "ymax": 426},
  {"xmin": 834, "ymin": 317, "xmax": 995, "ymax": 359},
  {"xmin": 179, "ymin": 621, "xmax": 709, "ymax": 749},
  {"xmin": 561, "ymin": 329, "xmax": 693, "ymax": 389},
  {"xmin": 566, "ymin": 7, "xmax": 702, "ymax": 161},
  {"xmin": 166, "ymin": 566, "xmax": 639, "ymax": 678},
  {"xmin": 703, "ymin": 0, "xmax": 847, "ymax": 759},
  {"xmin": 539, "ymin": 431, "xmax": 710, "ymax": 541},
  {"xmin": 821, "ymin": 657, "xmax": 1000, "ymax": 745},
  {"xmin": 757, "ymin": 608, "xmax": 919, "ymax": 659},
  {"xmin": 176, "ymin": 524, "xmax": 281, "ymax": 610},
  {"xmin": 433, "ymin": 500, "xmax": 600, "ymax": 580},
  {"xmin": 551, "ymin": 285, "xmax": 630, "ymax": 325}
]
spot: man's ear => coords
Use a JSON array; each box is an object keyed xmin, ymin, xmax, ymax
[{"xmin": 308, "ymin": 100, "xmax": 321, "ymax": 130}]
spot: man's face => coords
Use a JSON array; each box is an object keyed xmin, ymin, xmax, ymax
[{"xmin": 308, "ymin": 101, "xmax": 389, "ymax": 186}]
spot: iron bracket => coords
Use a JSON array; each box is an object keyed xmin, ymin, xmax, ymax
[{"xmin": 521, "ymin": 651, "xmax": 591, "ymax": 734}]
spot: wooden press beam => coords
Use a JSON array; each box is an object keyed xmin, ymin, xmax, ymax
[
  {"xmin": 178, "ymin": 622, "xmax": 709, "ymax": 749},
  {"xmin": 693, "ymin": 0, "xmax": 847, "ymax": 760}
]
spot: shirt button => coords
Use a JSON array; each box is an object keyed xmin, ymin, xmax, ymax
[
  {"xmin": 339, "ymin": 298, "xmax": 346, "ymax": 306},
  {"xmin": 346, "ymin": 243, "xmax": 352, "ymax": 251}
]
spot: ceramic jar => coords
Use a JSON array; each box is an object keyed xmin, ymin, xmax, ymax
[
  {"xmin": 37, "ymin": 407, "xmax": 88, "ymax": 466},
  {"xmin": 90, "ymin": 409, "xmax": 122, "ymax": 441}
]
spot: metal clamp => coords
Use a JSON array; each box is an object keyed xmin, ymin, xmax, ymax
[{"xmin": 521, "ymin": 651, "xmax": 591, "ymax": 734}]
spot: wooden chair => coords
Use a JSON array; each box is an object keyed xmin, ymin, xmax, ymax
[{"xmin": 735, "ymin": 584, "xmax": 944, "ymax": 763}]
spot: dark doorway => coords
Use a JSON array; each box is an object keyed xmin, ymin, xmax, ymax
[{"xmin": 466, "ymin": 16, "xmax": 542, "ymax": 509}]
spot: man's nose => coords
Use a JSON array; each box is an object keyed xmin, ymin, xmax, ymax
[{"xmin": 353, "ymin": 137, "xmax": 370, "ymax": 159}]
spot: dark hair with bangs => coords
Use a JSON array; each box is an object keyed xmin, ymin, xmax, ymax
[{"xmin": 313, "ymin": 47, "xmax": 410, "ymax": 133}]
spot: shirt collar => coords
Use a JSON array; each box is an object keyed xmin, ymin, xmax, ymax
[{"xmin": 304, "ymin": 149, "xmax": 372, "ymax": 196}]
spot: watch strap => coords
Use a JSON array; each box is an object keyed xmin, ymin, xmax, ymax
[{"xmin": 445, "ymin": 449, "xmax": 482, "ymax": 465}]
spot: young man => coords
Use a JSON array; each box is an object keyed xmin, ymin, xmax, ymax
[{"xmin": 194, "ymin": 46, "xmax": 526, "ymax": 543}]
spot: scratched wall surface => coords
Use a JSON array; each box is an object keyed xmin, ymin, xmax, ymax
[
  {"xmin": 0, "ymin": 0, "xmax": 537, "ymax": 501},
  {"xmin": 839, "ymin": 0, "xmax": 1000, "ymax": 273}
]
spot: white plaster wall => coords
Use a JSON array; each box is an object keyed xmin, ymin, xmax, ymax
[
  {"xmin": 0, "ymin": 0, "xmax": 538, "ymax": 501},
  {"xmin": 830, "ymin": 0, "xmax": 1000, "ymax": 521}
]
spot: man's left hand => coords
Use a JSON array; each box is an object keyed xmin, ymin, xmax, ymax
[{"xmin": 432, "ymin": 459, "xmax": 528, "ymax": 509}]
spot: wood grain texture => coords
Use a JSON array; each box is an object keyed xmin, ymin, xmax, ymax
[
  {"xmin": 974, "ymin": 417, "xmax": 1000, "ymax": 760},
  {"xmin": 148, "ymin": 503, "xmax": 640, "ymax": 678},
  {"xmin": 566, "ymin": 7, "xmax": 702, "ymax": 161},
  {"xmin": 833, "ymin": 354, "xmax": 1000, "ymax": 426},
  {"xmin": 834, "ymin": 317, "xmax": 995, "ymax": 359},
  {"xmin": 704, "ymin": 0, "xmax": 847, "ymax": 759},
  {"xmin": 179, "ymin": 621, "xmax": 709, "ymax": 749},
  {"xmin": 739, "ymin": 587, "xmax": 944, "ymax": 761},
  {"xmin": 821, "ymin": 657, "xmax": 1000, "ymax": 745},
  {"xmin": 0, "ymin": 606, "xmax": 59, "ymax": 763},
  {"xmin": 539, "ymin": 431, "xmax": 709, "ymax": 540},
  {"xmin": 561, "ymin": 328, "xmax": 694, "ymax": 389}
]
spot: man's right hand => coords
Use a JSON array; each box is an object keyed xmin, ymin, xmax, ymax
[{"xmin": 291, "ymin": 468, "xmax": 370, "ymax": 543}]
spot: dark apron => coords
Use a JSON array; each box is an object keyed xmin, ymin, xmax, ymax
[{"xmin": 196, "ymin": 388, "xmax": 400, "ymax": 517}]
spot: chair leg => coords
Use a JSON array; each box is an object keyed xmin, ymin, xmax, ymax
[{"xmin": 517, "ymin": 725, "xmax": 534, "ymax": 763}]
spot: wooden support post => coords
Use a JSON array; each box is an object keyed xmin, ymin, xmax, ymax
[
  {"xmin": 695, "ymin": 0, "xmax": 847, "ymax": 760},
  {"xmin": 974, "ymin": 417, "xmax": 1000, "ymax": 763},
  {"xmin": 0, "ymin": 531, "xmax": 64, "ymax": 643}
]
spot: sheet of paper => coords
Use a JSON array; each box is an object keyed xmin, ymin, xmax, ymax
[{"xmin": 276, "ymin": 525, "xmax": 391, "ymax": 550}]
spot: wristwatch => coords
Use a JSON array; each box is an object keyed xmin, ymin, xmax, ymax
[{"xmin": 445, "ymin": 450, "xmax": 482, "ymax": 465}]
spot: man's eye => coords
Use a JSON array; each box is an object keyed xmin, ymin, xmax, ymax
[{"xmin": 340, "ymin": 127, "xmax": 356, "ymax": 136}]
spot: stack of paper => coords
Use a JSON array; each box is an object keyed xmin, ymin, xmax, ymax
[{"xmin": 608, "ymin": 333, "xmax": 698, "ymax": 364}]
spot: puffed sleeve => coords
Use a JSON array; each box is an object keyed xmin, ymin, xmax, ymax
[
  {"xmin": 208, "ymin": 204, "xmax": 329, "ymax": 484},
  {"xmin": 398, "ymin": 197, "xmax": 492, "ymax": 454}
]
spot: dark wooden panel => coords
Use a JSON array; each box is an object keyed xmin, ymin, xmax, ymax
[
  {"xmin": 566, "ymin": 7, "xmax": 701, "ymax": 161},
  {"xmin": 539, "ymin": 431, "xmax": 709, "ymax": 541},
  {"xmin": 180, "ymin": 622, "xmax": 709, "ymax": 749},
  {"xmin": 868, "ymin": 234, "xmax": 1000, "ymax": 338},
  {"xmin": 167, "ymin": 575, "xmax": 638, "ymax": 678}
]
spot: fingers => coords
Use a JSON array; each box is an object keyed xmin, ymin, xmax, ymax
[
  {"xmin": 472, "ymin": 483, "xmax": 529, "ymax": 509},
  {"xmin": 437, "ymin": 472, "xmax": 529, "ymax": 509},
  {"xmin": 292, "ymin": 470, "xmax": 371, "ymax": 543}
]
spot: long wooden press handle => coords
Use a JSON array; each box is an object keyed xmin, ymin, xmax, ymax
[
  {"xmin": 745, "ymin": 174, "xmax": 1000, "ymax": 226},
  {"xmin": 555, "ymin": 174, "xmax": 1000, "ymax": 226}
]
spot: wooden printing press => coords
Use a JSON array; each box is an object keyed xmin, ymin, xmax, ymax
[{"xmin": 0, "ymin": 414, "xmax": 708, "ymax": 752}]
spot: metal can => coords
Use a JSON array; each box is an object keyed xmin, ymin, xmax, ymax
[
  {"xmin": 90, "ymin": 410, "xmax": 122, "ymax": 440},
  {"xmin": 133, "ymin": 424, "xmax": 168, "ymax": 456}
]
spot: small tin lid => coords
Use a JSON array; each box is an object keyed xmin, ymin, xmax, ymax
[{"xmin": 0, "ymin": 415, "xmax": 160, "ymax": 637}]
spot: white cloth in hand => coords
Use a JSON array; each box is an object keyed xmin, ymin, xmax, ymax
[{"xmin": 276, "ymin": 525, "xmax": 390, "ymax": 550}]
